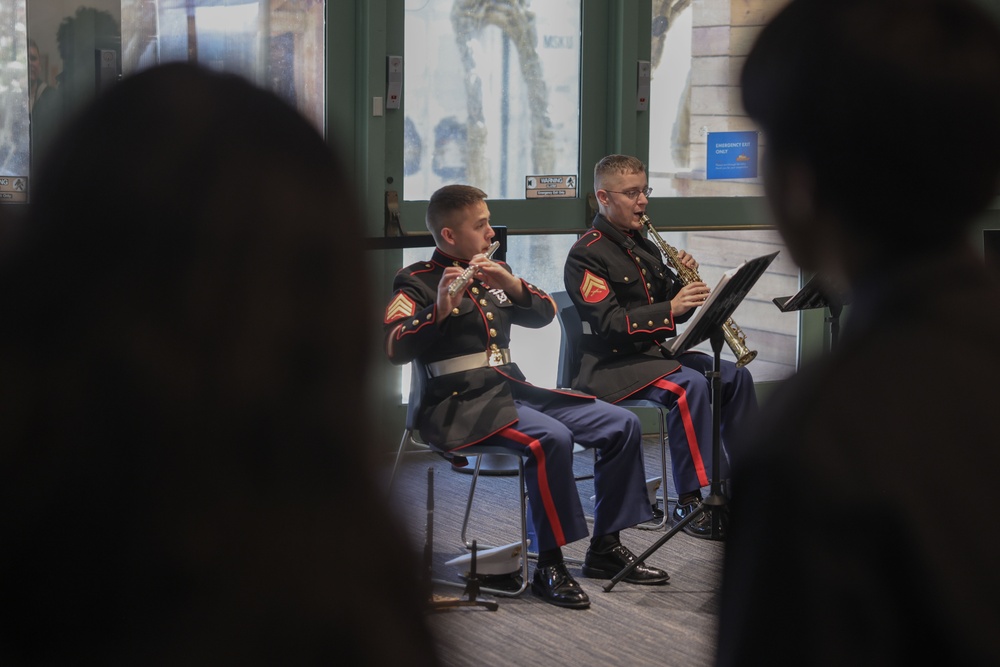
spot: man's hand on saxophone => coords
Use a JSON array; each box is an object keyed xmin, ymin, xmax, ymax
[
  {"xmin": 670, "ymin": 248, "xmax": 706, "ymax": 315},
  {"xmin": 670, "ymin": 280, "xmax": 711, "ymax": 316},
  {"xmin": 674, "ymin": 248, "xmax": 699, "ymax": 272}
]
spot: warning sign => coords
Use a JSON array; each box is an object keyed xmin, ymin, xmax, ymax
[
  {"xmin": 0, "ymin": 176, "xmax": 28, "ymax": 203},
  {"xmin": 525, "ymin": 174, "xmax": 577, "ymax": 199}
]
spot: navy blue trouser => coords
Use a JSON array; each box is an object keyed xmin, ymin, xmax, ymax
[
  {"xmin": 629, "ymin": 351, "xmax": 758, "ymax": 496},
  {"xmin": 481, "ymin": 396, "xmax": 651, "ymax": 553}
]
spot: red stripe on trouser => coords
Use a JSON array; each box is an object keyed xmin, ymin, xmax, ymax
[
  {"xmin": 653, "ymin": 377, "xmax": 709, "ymax": 487},
  {"xmin": 498, "ymin": 426, "xmax": 567, "ymax": 546}
]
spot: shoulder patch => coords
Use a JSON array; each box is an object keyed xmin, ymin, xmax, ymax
[
  {"xmin": 580, "ymin": 270, "xmax": 610, "ymax": 303},
  {"xmin": 385, "ymin": 292, "xmax": 417, "ymax": 324}
]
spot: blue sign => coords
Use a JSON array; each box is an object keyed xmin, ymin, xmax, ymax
[{"xmin": 706, "ymin": 131, "xmax": 758, "ymax": 180}]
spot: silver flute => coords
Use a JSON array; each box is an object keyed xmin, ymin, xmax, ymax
[{"xmin": 447, "ymin": 241, "xmax": 500, "ymax": 296}]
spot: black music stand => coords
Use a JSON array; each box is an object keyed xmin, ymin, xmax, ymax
[
  {"xmin": 773, "ymin": 274, "xmax": 850, "ymax": 352},
  {"xmin": 604, "ymin": 251, "xmax": 779, "ymax": 591}
]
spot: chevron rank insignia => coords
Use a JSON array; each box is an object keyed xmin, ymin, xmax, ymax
[
  {"xmin": 580, "ymin": 270, "xmax": 610, "ymax": 303},
  {"xmin": 385, "ymin": 292, "xmax": 416, "ymax": 323}
]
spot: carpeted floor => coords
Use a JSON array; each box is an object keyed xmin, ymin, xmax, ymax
[{"xmin": 386, "ymin": 436, "xmax": 726, "ymax": 667}]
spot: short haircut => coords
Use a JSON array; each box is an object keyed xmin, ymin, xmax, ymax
[
  {"xmin": 425, "ymin": 184, "xmax": 487, "ymax": 241},
  {"xmin": 594, "ymin": 154, "xmax": 645, "ymax": 192},
  {"xmin": 742, "ymin": 0, "xmax": 1000, "ymax": 251}
]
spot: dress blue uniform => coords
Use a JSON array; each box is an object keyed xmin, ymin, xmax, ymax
[
  {"xmin": 385, "ymin": 247, "xmax": 652, "ymax": 552},
  {"xmin": 563, "ymin": 215, "xmax": 758, "ymax": 498}
]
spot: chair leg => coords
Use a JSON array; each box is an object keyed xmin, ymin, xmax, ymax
[
  {"xmin": 387, "ymin": 428, "xmax": 432, "ymax": 496},
  {"xmin": 637, "ymin": 408, "xmax": 671, "ymax": 530},
  {"xmin": 460, "ymin": 454, "xmax": 485, "ymax": 549},
  {"xmin": 497, "ymin": 457, "xmax": 530, "ymax": 597},
  {"xmin": 386, "ymin": 429, "xmax": 411, "ymax": 495},
  {"xmin": 451, "ymin": 454, "xmax": 530, "ymax": 597},
  {"xmin": 463, "ymin": 453, "xmax": 584, "ymax": 568}
]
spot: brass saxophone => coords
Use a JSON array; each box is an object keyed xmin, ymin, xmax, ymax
[
  {"xmin": 447, "ymin": 241, "xmax": 501, "ymax": 296},
  {"xmin": 640, "ymin": 215, "xmax": 757, "ymax": 367}
]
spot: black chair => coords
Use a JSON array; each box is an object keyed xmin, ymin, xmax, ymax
[
  {"xmin": 387, "ymin": 358, "xmax": 530, "ymax": 597},
  {"xmin": 551, "ymin": 290, "xmax": 671, "ymax": 530}
]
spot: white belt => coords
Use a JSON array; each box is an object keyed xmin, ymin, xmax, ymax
[{"xmin": 426, "ymin": 348, "xmax": 511, "ymax": 377}]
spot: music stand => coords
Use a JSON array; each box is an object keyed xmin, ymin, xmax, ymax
[
  {"xmin": 423, "ymin": 467, "xmax": 499, "ymax": 611},
  {"xmin": 604, "ymin": 251, "xmax": 779, "ymax": 592},
  {"xmin": 773, "ymin": 274, "xmax": 850, "ymax": 352}
]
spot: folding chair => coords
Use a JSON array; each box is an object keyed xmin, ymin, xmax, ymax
[{"xmin": 387, "ymin": 359, "xmax": 530, "ymax": 597}]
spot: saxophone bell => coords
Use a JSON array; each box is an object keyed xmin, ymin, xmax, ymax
[{"xmin": 723, "ymin": 318, "xmax": 757, "ymax": 368}]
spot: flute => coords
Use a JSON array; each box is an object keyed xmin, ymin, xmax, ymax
[{"xmin": 447, "ymin": 241, "xmax": 500, "ymax": 296}]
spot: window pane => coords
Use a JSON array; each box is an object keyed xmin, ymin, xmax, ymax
[
  {"xmin": 1, "ymin": 0, "xmax": 29, "ymax": 199},
  {"xmin": 22, "ymin": 1, "xmax": 324, "ymax": 175},
  {"xmin": 655, "ymin": 227, "xmax": 798, "ymax": 382},
  {"xmin": 25, "ymin": 1, "xmax": 123, "ymax": 185},
  {"xmin": 649, "ymin": 0, "xmax": 783, "ymax": 197},
  {"xmin": 497, "ymin": 233, "xmax": 576, "ymax": 387},
  {"xmin": 404, "ymin": 0, "xmax": 582, "ymax": 200},
  {"xmin": 119, "ymin": 0, "xmax": 325, "ymax": 134}
]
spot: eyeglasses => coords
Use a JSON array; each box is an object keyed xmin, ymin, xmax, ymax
[{"xmin": 604, "ymin": 187, "xmax": 653, "ymax": 201}]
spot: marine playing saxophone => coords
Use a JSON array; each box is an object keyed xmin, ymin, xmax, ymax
[{"xmin": 640, "ymin": 215, "xmax": 757, "ymax": 367}]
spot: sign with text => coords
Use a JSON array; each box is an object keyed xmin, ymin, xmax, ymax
[
  {"xmin": 0, "ymin": 176, "xmax": 28, "ymax": 203},
  {"xmin": 525, "ymin": 174, "xmax": 577, "ymax": 199},
  {"xmin": 706, "ymin": 131, "xmax": 758, "ymax": 180}
]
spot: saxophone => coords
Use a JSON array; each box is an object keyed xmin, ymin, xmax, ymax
[
  {"xmin": 640, "ymin": 215, "xmax": 757, "ymax": 367},
  {"xmin": 447, "ymin": 241, "xmax": 501, "ymax": 296}
]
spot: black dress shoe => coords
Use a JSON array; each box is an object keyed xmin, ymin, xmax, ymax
[
  {"xmin": 581, "ymin": 544, "xmax": 670, "ymax": 585},
  {"xmin": 531, "ymin": 563, "xmax": 590, "ymax": 609},
  {"xmin": 672, "ymin": 500, "xmax": 725, "ymax": 541}
]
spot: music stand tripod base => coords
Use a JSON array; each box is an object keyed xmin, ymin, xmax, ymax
[{"xmin": 423, "ymin": 467, "xmax": 499, "ymax": 611}]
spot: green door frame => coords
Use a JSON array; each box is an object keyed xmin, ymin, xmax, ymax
[{"xmin": 336, "ymin": 0, "xmax": 825, "ymax": 448}]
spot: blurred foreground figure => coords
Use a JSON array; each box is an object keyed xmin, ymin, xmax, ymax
[
  {"xmin": 0, "ymin": 64, "xmax": 439, "ymax": 666},
  {"xmin": 717, "ymin": 0, "xmax": 1000, "ymax": 665}
]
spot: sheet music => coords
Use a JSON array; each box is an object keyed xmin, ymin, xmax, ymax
[
  {"xmin": 658, "ymin": 251, "xmax": 779, "ymax": 358},
  {"xmin": 660, "ymin": 262, "xmax": 744, "ymax": 357}
]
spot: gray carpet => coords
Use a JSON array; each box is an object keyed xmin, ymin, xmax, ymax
[{"xmin": 387, "ymin": 437, "xmax": 726, "ymax": 667}]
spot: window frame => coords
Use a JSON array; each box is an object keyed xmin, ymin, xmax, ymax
[{"xmin": 356, "ymin": 1, "xmax": 824, "ymax": 436}]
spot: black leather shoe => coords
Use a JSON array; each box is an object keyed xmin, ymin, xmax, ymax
[
  {"xmin": 672, "ymin": 500, "xmax": 725, "ymax": 541},
  {"xmin": 531, "ymin": 563, "xmax": 590, "ymax": 609},
  {"xmin": 582, "ymin": 544, "xmax": 670, "ymax": 585}
]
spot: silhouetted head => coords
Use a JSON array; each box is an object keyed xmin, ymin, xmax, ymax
[
  {"xmin": 742, "ymin": 0, "xmax": 1000, "ymax": 274},
  {"xmin": 0, "ymin": 63, "xmax": 436, "ymax": 665}
]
